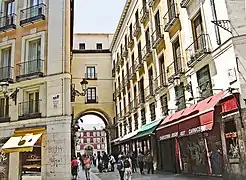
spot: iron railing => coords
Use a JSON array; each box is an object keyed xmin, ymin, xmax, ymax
[
  {"xmin": 0, "ymin": 13, "xmax": 16, "ymax": 32},
  {"xmin": 85, "ymin": 73, "xmax": 97, "ymax": 80},
  {"xmin": 18, "ymin": 100, "xmax": 41, "ymax": 120},
  {"xmin": 148, "ymin": 0, "xmax": 155, "ymax": 7},
  {"xmin": 0, "ymin": 66, "xmax": 13, "ymax": 82},
  {"xmin": 140, "ymin": 5, "xmax": 149, "ymax": 23},
  {"xmin": 163, "ymin": 3, "xmax": 179, "ymax": 31},
  {"xmin": 144, "ymin": 83, "xmax": 154, "ymax": 100},
  {"xmin": 154, "ymin": 72, "xmax": 167, "ymax": 92},
  {"xmin": 128, "ymin": 35, "xmax": 134, "ymax": 48},
  {"xmin": 151, "ymin": 25, "xmax": 164, "ymax": 48},
  {"xmin": 123, "ymin": 45, "xmax": 128, "ymax": 57},
  {"xmin": 186, "ymin": 34, "xmax": 211, "ymax": 67},
  {"xmin": 129, "ymin": 66, "xmax": 136, "ymax": 80},
  {"xmin": 166, "ymin": 58, "xmax": 185, "ymax": 83},
  {"xmin": 135, "ymin": 55, "xmax": 143, "ymax": 71},
  {"xmin": 133, "ymin": 20, "xmax": 141, "ymax": 37},
  {"xmin": 16, "ymin": 59, "xmax": 44, "ymax": 80},
  {"xmin": 137, "ymin": 92, "xmax": 145, "ymax": 106},
  {"xmin": 20, "ymin": 3, "xmax": 46, "ymax": 26},
  {"xmin": 142, "ymin": 42, "xmax": 152, "ymax": 61}
]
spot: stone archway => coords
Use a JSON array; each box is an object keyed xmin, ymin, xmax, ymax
[{"xmin": 74, "ymin": 108, "xmax": 114, "ymax": 153}]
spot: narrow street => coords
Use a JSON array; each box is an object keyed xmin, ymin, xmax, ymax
[{"xmin": 78, "ymin": 166, "xmax": 222, "ymax": 180}]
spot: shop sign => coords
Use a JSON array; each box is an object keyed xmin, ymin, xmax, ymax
[
  {"xmin": 180, "ymin": 126, "xmax": 207, "ymax": 137},
  {"xmin": 159, "ymin": 132, "xmax": 178, "ymax": 141}
]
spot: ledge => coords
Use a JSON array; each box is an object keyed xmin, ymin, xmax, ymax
[{"xmin": 72, "ymin": 49, "xmax": 111, "ymax": 53}]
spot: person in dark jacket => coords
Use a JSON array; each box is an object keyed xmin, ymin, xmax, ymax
[{"xmin": 102, "ymin": 151, "xmax": 109, "ymax": 171}]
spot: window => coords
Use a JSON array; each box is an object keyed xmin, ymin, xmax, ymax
[
  {"xmin": 93, "ymin": 132, "xmax": 96, "ymax": 137},
  {"xmin": 28, "ymin": 39, "xmax": 41, "ymax": 74},
  {"xmin": 97, "ymin": 144, "xmax": 100, "ymax": 150},
  {"xmin": 160, "ymin": 94, "xmax": 168, "ymax": 116},
  {"xmin": 141, "ymin": 108, "xmax": 146, "ymax": 125},
  {"xmin": 101, "ymin": 144, "xmax": 105, "ymax": 150},
  {"xmin": 191, "ymin": 12, "xmax": 204, "ymax": 51},
  {"xmin": 86, "ymin": 66, "xmax": 96, "ymax": 79},
  {"xmin": 28, "ymin": 91, "xmax": 39, "ymax": 114},
  {"xmin": 86, "ymin": 87, "xmax": 97, "ymax": 103},
  {"xmin": 0, "ymin": 97, "xmax": 9, "ymax": 121},
  {"xmin": 129, "ymin": 24, "xmax": 133, "ymax": 39},
  {"xmin": 0, "ymin": 47, "xmax": 11, "ymax": 80},
  {"xmin": 173, "ymin": 39, "xmax": 182, "ymax": 74},
  {"xmin": 96, "ymin": 43, "xmax": 102, "ymax": 50},
  {"xmin": 79, "ymin": 43, "xmax": 85, "ymax": 50},
  {"xmin": 128, "ymin": 118, "xmax": 132, "ymax": 133},
  {"xmin": 97, "ymin": 131, "xmax": 100, "ymax": 136},
  {"xmin": 101, "ymin": 137, "xmax": 104, "ymax": 142},
  {"xmin": 134, "ymin": 113, "xmax": 138, "ymax": 130},
  {"xmin": 149, "ymin": 103, "xmax": 156, "ymax": 121},
  {"xmin": 29, "ymin": 0, "xmax": 41, "ymax": 6},
  {"xmin": 4, "ymin": 0, "xmax": 15, "ymax": 16},
  {"xmin": 197, "ymin": 65, "xmax": 212, "ymax": 99},
  {"xmin": 124, "ymin": 120, "xmax": 127, "ymax": 135},
  {"xmin": 119, "ymin": 123, "xmax": 123, "ymax": 137},
  {"xmin": 87, "ymin": 132, "xmax": 90, "ymax": 137},
  {"xmin": 93, "ymin": 138, "xmax": 96, "ymax": 143},
  {"xmin": 175, "ymin": 83, "xmax": 186, "ymax": 110},
  {"xmin": 87, "ymin": 138, "xmax": 90, "ymax": 143}
]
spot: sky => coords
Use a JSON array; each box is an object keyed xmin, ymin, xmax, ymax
[
  {"xmin": 79, "ymin": 115, "xmax": 105, "ymax": 130},
  {"xmin": 74, "ymin": 0, "xmax": 126, "ymax": 33}
]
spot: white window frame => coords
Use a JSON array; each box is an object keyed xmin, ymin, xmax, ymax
[
  {"xmin": 21, "ymin": 31, "xmax": 45, "ymax": 65},
  {"xmin": 23, "ymin": 0, "xmax": 46, "ymax": 8}
]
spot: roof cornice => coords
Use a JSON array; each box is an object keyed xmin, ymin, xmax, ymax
[{"xmin": 109, "ymin": 0, "xmax": 132, "ymax": 51}]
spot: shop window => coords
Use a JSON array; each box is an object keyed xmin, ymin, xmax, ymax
[
  {"xmin": 224, "ymin": 120, "xmax": 240, "ymax": 163},
  {"xmin": 197, "ymin": 65, "xmax": 212, "ymax": 99},
  {"xmin": 21, "ymin": 137, "xmax": 41, "ymax": 176},
  {"xmin": 141, "ymin": 108, "xmax": 146, "ymax": 125},
  {"xmin": 149, "ymin": 102, "xmax": 156, "ymax": 121}
]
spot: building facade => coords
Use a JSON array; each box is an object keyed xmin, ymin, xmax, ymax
[
  {"xmin": 111, "ymin": 0, "xmax": 246, "ymax": 179},
  {"xmin": 0, "ymin": 0, "xmax": 73, "ymax": 180},
  {"xmin": 75, "ymin": 129, "xmax": 107, "ymax": 156},
  {"xmin": 71, "ymin": 33, "xmax": 115, "ymax": 153}
]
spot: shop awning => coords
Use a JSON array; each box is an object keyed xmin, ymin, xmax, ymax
[
  {"xmin": 2, "ymin": 128, "xmax": 45, "ymax": 153},
  {"xmin": 120, "ymin": 130, "xmax": 139, "ymax": 142},
  {"xmin": 133, "ymin": 119, "xmax": 163, "ymax": 139},
  {"xmin": 111, "ymin": 137, "xmax": 122, "ymax": 143},
  {"xmin": 156, "ymin": 91, "xmax": 226, "ymax": 140}
]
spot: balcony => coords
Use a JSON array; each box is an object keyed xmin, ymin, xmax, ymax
[
  {"xmin": 0, "ymin": 14, "xmax": 16, "ymax": 32},
  {"xmin": 18, "ymin": 100, "xmax": 41, "ymax": 120},
  {"xmin": 0, "ymin": 66, "xmax": 13, "ymax": 82},
  {"xmin": 129, "ymin": 66, "xmax": 136, "ymax": 80},
  {"xmin": 123, "ymin": 46, "xmax": 128, "ymax": 58},
  {"xmin": 135, "ymin": 55, "xmax": 144, "ymax": 71},
  {"xmin": 163, "ymin": 3, "xmax": 179, "ymax": 32},
  {"xmin": 85, "ymin": 73, "xmax": 97, "ymax": 80},
  {"xmin": 137, "ymin": 93, "xmax": 145, "ymax": 107},
  {"xmin": 85, "ymin": 96, "xmax": 98, "ymax": 104},
  {"xmin": 180, "ymin": 0, "xmax": 191, "ymax": 8},
  {"xmin": 154, "ymin": 73, "xmax": 167, "ymax": 93},
  {"xmin": 142, "ymin": 43, "xmax": 152, "ymax": 62},
  {"xmin": 16, "ymin": 59, "xmax": 44, "ymax": 81},
  {"xmin": 186, "ymin": 34, "xmax": 211, "ymax": 68},
  {"xmin": 133, "ymin": 21, "xmax": 141, "ymax": 38},
  {"xmin": 140, "ymin": 5, "xmax": 149, "ymax": 24},
  {"xmin": 20, "ymin": 3, "xmax": 46, "ymax": 26},
  {"xmin": 167, "ymin": 58, "xmax": 185, "ymax": 83},
  {"xmin": 124, "ymin": 73, "xmax": 130, "ymax": 86},
  {"xmin": 151, "ymin": 26, "xmax": 164, "ymax": 48},
  {"xmin": 128, "ymin": 35, "xmax": 134, "ymax": 49},
  {"xmin": 144, "ymin": 83, "xmax": 154, "ymax": 101}
]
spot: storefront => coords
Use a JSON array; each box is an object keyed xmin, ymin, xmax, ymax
[
  {"xmin": 2, "ymin": 128, "xmax": 45, "ymax": 180},
  {"xmin": 119, "ymin": 130, "xmax": 139, "ymax": 155},
  {"xmin": 156, "ymin": 91, "xmax": 237, "ymax": 176},
  {"xmin": 0, "ymin": 138, "xmax": 9, "ymax": 180}
]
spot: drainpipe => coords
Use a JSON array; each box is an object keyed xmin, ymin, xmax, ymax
[{"xmin": 210, "ymin": 0, "xmax": 221, "ymax": 45}]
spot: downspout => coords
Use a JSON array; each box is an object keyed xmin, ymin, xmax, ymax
[{"xmin": 210, "ymin": 0, "xmax": 221, "ymax": 45}]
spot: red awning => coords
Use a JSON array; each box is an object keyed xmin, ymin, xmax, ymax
[{"xmin": 157, "ymin": 91, "xmax": 226, "ymax": 140}]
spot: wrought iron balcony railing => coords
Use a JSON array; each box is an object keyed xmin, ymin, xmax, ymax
[
  {"xmin": 135, "ymin": 55, "xmax": 143, "ymax": 71},
  {"xmin": 144, "ymin": 83, "xmax": 154, "ymax": 101},
  {"xmin": 140, "ymin": 5, "xmax": 149, "ymax": 23},
  {"xmin": 166, "ymin": 58, "xmax": 185, "ymax": 83},
  {"xmin": 154, "ymin": 72, "xmax": 167, "ymax": 92},
  {"xmin": 133, "ymin": 20, "xmax": 141, "ymax": 37},
  {"xmin": 137, "ymin": 93, "xmax": 145, "ymax": 107},
  {"xmin": 85, "ymin": 73, "xmax": 97, "ymax": 80},
  {"xmin": 16, "ymin": 59, "xmax": 44, "ymax": 81},
  {"xmin": 163, "ymin": 3, "xmax": 179, "ymax": 32},
  {"xmin": 148, "ymin": 0, "xmax": 155, "ymax": 7},
  {"xmin": 18, "ymin": 100, "xmax": 41, "ymax": 120},
  {"xmin": 186, "ymin": 34, "xmax": 211, "ymax": 68},
  {"xmin": 20, "ymin": 3, "xmax": 46, "ymax": 26},
  {"xmin": 0, "ymin": 66, "xmax": 13, "ymax": 82},
  {"xmin": 85, "ymin": 96, "xmax": 98, "ymax": 104},
  {"xmin": 142, "ymin": 42, "xmax": 152, "ymax": 61},
  {"xmin": 0, "ymin": 13, "xmax": 16, "ymax": 32},
  {"xmin": 128, "ymin": 35, "xmax": 134, "ymax": 48},
  {"xmin": 129, "ymin": 66, "xmax": 136, "ymax": 80},
  {"xmin": 151, "ymin": 25, "xmax": 164, "ymax": 48}
]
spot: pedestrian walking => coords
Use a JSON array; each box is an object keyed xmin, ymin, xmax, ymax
[
  {"xmin": 146, "ymin": 151, "xmax": 154, "ymax": 174},
  {"xmin": 124, "ymin": 155, "xmax": 132, "ymax": 180},
  {"xmin": 131, "ymin": 151, "xmax": 137, "ymax": 173},
  {"xmin": 138, "ymin": 151, "xmax": 144, "ymax": 174},
  {"xmin": 117, "ymin": 155, "xmax": 125, "ymax": 180},
  {"xmin": 109, "ymin": 154, "xmax": 116, "ymax": 172},
  {"xmin": 102, "ymin": 151, "xmax": 109, "ymax": 172},
  {"xmin": 83, "ymin": 154, "xmax": 91, "ymax": 180},
  {"xmin": 71, "ymin": 156, "xmax": 79, "ymax": 180},
  {"xmin": 93, "ymin": 154, "xmax": 97, "ymax": 167}
]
